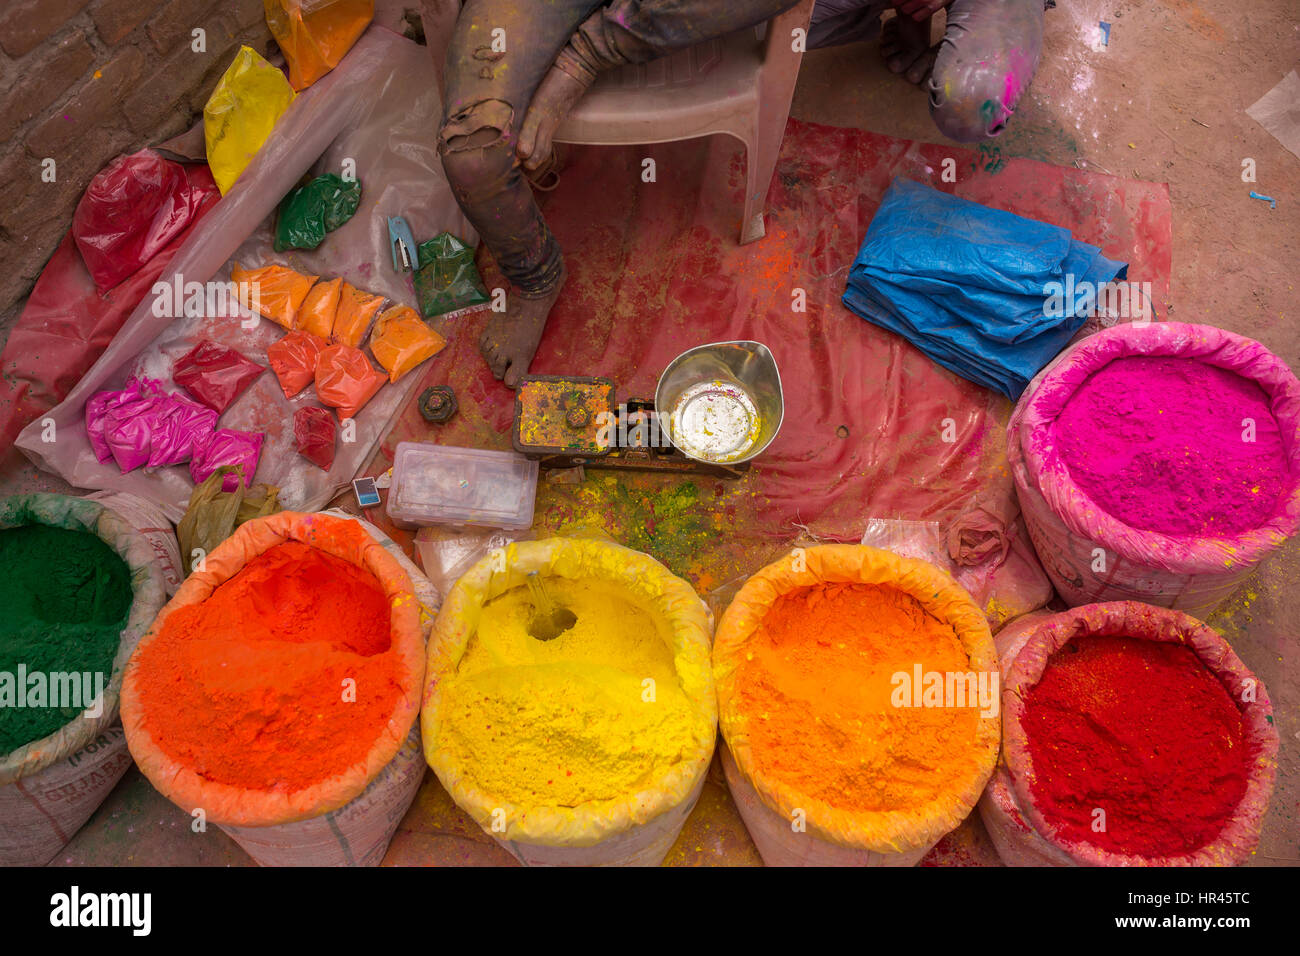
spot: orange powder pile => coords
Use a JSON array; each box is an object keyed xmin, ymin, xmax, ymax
[
  {"xmin": 133, "ymin": 542, "xmax": 403, "ymax": 790},
  {"xmin": 733, "ymin": 583, "xmax": 984, "ymax": 812}
]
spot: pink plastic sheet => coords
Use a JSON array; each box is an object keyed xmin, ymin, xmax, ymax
[{"xmin": 16, "ymin": 28, "xmax": 471, "ymax": 520}]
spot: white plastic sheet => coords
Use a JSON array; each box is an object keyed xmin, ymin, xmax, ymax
[{"xmin": 18, "ymin": 28, "xmax": 470, "ymax": 520}]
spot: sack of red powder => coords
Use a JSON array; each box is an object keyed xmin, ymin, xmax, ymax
[
  {"xmin": 315, "ymin": 343, "xmax": 385, "ymax": 421},
  {"xmin": 191, "ymin": 428, "xmax": 264, "ymax": 491},
  {"xmin": 172, "ymin": 340, "xmax": 265, "ymax": 413},
  {"xmin": 980, "ymin": 602, "xmax": 1279, "ymax": 867},
  {"xmin": 267, "ymin": 330, "xmax": 325, "ymax": 398},
  {"xmin": 294, "ymin": 406, "xmax": 336, "ymax": 470}
]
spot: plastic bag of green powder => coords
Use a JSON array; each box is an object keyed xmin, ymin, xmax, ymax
[
  {"xmin": 177, "ymin": 466, "xmax": 282, "ymax": 575},
  {"xmin": 273, "ymin": 173, "xmax": 362, "ymax": 252},
  {"xmin": 414, "ymin": 232, "xmax": 490, "ymax": 319}
]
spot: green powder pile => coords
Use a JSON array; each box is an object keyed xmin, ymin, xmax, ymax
[{"xmin": 0, "ymin": 525, "xmax": 132, "ymax": 755}]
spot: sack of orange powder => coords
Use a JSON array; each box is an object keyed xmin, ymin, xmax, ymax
[
  {"xmin": 121, "ymin": 511, "xmax": 432, "ymax": 866},
  {"xmin": 370, "ymin": 304, "xmax": 446, "ymax": 383},
  {"xmin": 267, "ymin": 330, "xmax": 325, "ymax": 398},
  {"xmin": 265, "ymin": 0, "xmax": 375, "ymax": 91},
  {"xmin": 713, "ymin": 544, "xmax": 1000, "ymax": 866},
  {"xmin": 232, "ymin": 263, "xmax": 317, "ymax": 330}
]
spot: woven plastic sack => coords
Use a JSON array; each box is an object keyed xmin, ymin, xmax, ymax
[
  {"xmin": 204, "ymin": 46, "xmax": 297, "ymax": 194},
  {"xmin": 1010, "ymin": 322, "xmax": 1300, "ymax": 619},
  {"xmin": 422, "ymin": 537, "xmax": 716, "ymax": 865},
  {"xmin": 265, "ymin": 0, "xmax": 374, "ymax": 91},
  {"xmin": 122, "ymin": 512, "xmax": 426, "ymax": 842},
  {"xmin": 0, "ymin": 494, "xmax": 167, "ymax": 865},
  {"xmin": 213, "ymin": 510, "xmax": 436, "ymax": 865},
  {"xmin": 713, "ymin": 544, "xmax": 999, "ymax": 865},
  {"xmin": 983, "ymin": 602, "xmax": 1279, "ymax": 866}
]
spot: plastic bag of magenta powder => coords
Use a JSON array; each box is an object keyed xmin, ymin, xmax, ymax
[{"xmin": 191, "ymin": 429, "xmax": 264, "ymax": 490}]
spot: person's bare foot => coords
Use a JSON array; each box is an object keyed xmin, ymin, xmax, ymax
[
  {"xmin": 881, "ymin": 14, "xmax": 938, "ymax": 86},
  {"xmin": 479, "ymin": 266, "xmax": 567, "ymax": 388},
  {"xmin": 517, "ymin": 65, "xmax": 589, "ymax": 173}
]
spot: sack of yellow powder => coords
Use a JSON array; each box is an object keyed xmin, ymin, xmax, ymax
[
  {"xmin": 422, "ymin": 536, "xmax": 716, "ymax": 866},
  {"xmin": 713, "ymin": 544, "xmax": 999, "ymax": 866},
  {"xmin": 204, "ymin": 46, "xmax": 297, "ymax": 194},
  {"xmin": 0, "ymin": 493, "xmax": 167, "ymax": 865},
  {"xmin": 121, "ymin": 512, "xmax": 430, "ymax": 866}
]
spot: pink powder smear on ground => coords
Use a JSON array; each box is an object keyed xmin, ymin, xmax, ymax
[{"xmin": 1054, "ymin": 356, "xmax": 1290, "ymax": 536}]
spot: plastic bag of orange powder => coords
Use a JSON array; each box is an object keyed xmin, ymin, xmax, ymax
[
  {"xmin": 267, "ymin": 330, "xmax": 325, "ymax": 398},
  {"xmin": 316, "ymin": 343, "xmax": 385, "ymax": 420},
  {"xmin": 713, "ymin": 544, "xmax": 1000, "ymax": 866},
  {"xmin": 370, "ymin": 305, "xmax": 446, "ymax": 383},
  {"xmin": 296, "ymin": 276, "xmax": 341, "ymax": 338},
  {"xmin": 266, "ymin": 0, "xmax": 375, "ymax": 91},
  {"xmin": 232, "ymin": 262, "xmax": 317, "ymax": 329},
  {"xmin": 120, "ymin": 512, "xmax": 425, "ymax": 832},
  {"xmin": 332, "ymin": 281, "xmax": 385, "ymax": 348}
]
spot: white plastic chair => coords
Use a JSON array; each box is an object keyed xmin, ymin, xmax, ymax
[{"xmin": 421, "ymin": 0, "xmax": 816, "ymax": 245}]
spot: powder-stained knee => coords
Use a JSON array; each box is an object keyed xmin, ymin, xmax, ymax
[{"xmin": 438, "ymin": 98, "xmax": 518, "ymax": 200}]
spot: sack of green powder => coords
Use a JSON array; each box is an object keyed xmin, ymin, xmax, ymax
[
  {"xmin": 274, "ymin": 173, "xmax": 362, "ymax": 252},
  {"xmin": 0, "ymin": 493, "xmax": 167, "ymax": 866},
  {"xmin": 413, "ymin": 232, "xmax": 490, "ymax": 320},
  {"xmin": 176, "ymin": 465, "xmax": 282, "ymax": 576},
  {"xmin": 980, "ymin": 603, "xmax": 1279, "ymax": 867},
  {"xmin": 422, "ymin": 537, "xmax": 716, "ymax": 866}
]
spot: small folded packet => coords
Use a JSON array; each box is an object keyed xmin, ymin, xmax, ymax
[
  {"xmin": 172, "ymin": 339, "xmax": 265, "ymax": 412},
  {"xmin": 293, "ymin": 406, "xmax": 336, "ymax": 470},
  {"xmin": 331, "ymin": 281, "xmax": 385, "ymax": 347},
  {"xmin": 296, "ymin": 276, "xmax": 341, "ymax": 338},
  {"xmin": 369, "ymin": 304, "xmax": 446, "ymax": 383},
  {"xmin": 231, "ymin": 262, "xmax": 317, "ymax": 329},
  {"xmin": 315, "ymin": 343, "xmax": 386, "ymax": 421},
  {"xmin": 267, "ymin": 329, "xmax": 326, "ymax": 398}
]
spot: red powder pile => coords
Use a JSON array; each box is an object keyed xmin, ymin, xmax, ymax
[
  {"xmin": 134, "ymin": 542, "xmax": 403, "ymax": 790},
  {"xmin": 1054, "ymin": 356, "xmax": 1289, "ymax": 536},
  {"xmin": 1021, "ymin": 636, "xmax": 1248, "ymax": 857}
]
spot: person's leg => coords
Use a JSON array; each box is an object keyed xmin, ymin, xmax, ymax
[
  {"xmin": 926, "ymin": 0, "xmax": 1046, "ymax": 141},
  {"xmin": 517, "ymin": 0, "xmax": 804, "ymax": 171},
  {"xmin": 435, "ymin": 0, "xmax": 600, "ymax": 385}
]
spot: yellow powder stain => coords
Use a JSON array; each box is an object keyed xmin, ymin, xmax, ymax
[{"xmin": 438, "ymin": 578, "xmax": 705, "ymax": 807}]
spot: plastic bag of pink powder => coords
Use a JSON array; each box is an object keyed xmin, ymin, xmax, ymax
[
  {"xmin": 172, "ymin": 340, "xmax": 266, "ymax": 412},
  {"xmin": 86, "ymin": 379, "xmax": 152, "ymax": 463},
  {"xmin": 146, "ymin": 393, "xmax": 218, "ymax": 467},
  {"xmin": 1010, "ymin": 321, "xmax": 1300, "ymax": 618},
  {"xmin": 93, "ymin": 378, "xmax": 165, "ymax": 472},
  {"xmin": 191, "ymin": 429, "xmax": 264, "ymax": 490}
]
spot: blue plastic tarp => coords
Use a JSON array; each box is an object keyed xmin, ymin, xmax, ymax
[{"xmin": 842, "ymin": 178, "xmax": 1128, "ymax": 399}]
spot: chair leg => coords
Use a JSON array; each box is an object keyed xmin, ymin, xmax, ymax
[{"xmin": 740, "ymin": 137, "xmax": 768, "ymax": 245}]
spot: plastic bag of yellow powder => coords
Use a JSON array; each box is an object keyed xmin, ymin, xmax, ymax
[
  {"xmin": 204, "ymin": 46, "xmax": 297, "ymax": 194},
  {"xmin": 422, "ymin": 537, "xmax": 716, "ymax": 864}
]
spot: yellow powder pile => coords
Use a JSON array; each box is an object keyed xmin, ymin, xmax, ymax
[{"xmin": 437, "ymin": 578, "xmax": 703, "ymax": 807}]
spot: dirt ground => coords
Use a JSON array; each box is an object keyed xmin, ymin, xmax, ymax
[{"xmin": 5, "ymin": 0, "xmax": 1297, "ymax": 866}]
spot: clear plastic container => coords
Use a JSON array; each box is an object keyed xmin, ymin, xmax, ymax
[{"xmin": 387, "ymin": 442, "xmax": 538, "ymax": 530}]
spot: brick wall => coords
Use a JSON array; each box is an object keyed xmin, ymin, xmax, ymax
[{"xmin": 0, "ymin": 0, "xmax": 275, "ymax": 329}]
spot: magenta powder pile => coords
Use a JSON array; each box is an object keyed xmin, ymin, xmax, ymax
[{"xmin": 1053, "ymin": 356, "xmax": 1290, "ymax": 536}]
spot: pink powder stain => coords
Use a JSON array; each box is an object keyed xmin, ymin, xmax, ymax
[{"xmin": 1054, "ymin": 357, "xmax": 1290, "ymax": 537}]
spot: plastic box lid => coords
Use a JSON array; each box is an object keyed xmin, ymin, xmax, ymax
[{"xmin": 387, "ymin": 441, "xmax": 538, "ymax": 530}]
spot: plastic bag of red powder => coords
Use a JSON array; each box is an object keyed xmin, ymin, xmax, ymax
[
  {"xmin": 267, "ymin": 330, "xmax": 325, "ymax": 398},
  {"xmin": 72, "ymin": 150, "xmax": 215, "ymax": 294},
  {"xmin": 191, "ymin": 428, "xmax": 264, "ymax": 490},
  {"xmin": 315, "ymin": 344, "xmax": 385, "ymax": 421},
  {"xmin": 293, "ymin": 406, "xmax": 337, "ymax": 470},
  {"xmin": 172, "ymin": 340, "xmax": 266, "ymax": 412}
]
